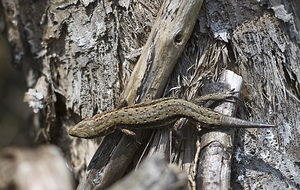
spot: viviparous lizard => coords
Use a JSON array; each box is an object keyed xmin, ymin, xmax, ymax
[{"xmin": 68, "ymin": 97, "xmax": 277, "ymax": 138}]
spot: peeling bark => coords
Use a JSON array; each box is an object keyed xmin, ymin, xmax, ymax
[{"xmin": 1, "ymin": 0, "xmax": 299, "ymax": 189}]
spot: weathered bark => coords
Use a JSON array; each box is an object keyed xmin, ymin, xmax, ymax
[
  {"xmin": 1, "ymin": 0, "xmax": 299, "ymax": 189},
  {"xmin": 1, "ymin": 0, "xmax": 163, "ymax": 180}
]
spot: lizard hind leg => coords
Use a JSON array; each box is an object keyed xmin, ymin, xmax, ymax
[{"xmin": 192, "ymin": 90, "xmax": 239, "ymax": 105}]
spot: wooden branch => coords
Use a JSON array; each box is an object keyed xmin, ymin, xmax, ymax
[
  {"xmin": 78, "ymin": 0, "xmax": 204, "ymax": 189},
  {"xmin": 197, "ymin": 70, "xmax": 242, "ymax": 190},
  {"xmin": 123, "ymin": 0, "xmax": 204, "ymax": 105},
  {"xmin": 107, "ymin": 154, "xmax": 188, "ymax": 190}
]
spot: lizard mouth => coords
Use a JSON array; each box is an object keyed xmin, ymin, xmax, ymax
[{"xmin": 68, "ymin": 127, "xmax": 77, "ymax": 136}]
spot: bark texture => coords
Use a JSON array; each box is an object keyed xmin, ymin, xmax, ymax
[{"xmin": 1, "ymin": 0, "xmax": 299, "ymax": 189}]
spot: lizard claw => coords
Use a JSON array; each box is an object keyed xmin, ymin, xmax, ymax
[{"xmin": 223, "ymin": 89, "xmax": 240, "ymax": 102}]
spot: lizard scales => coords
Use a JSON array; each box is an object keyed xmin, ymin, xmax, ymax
[{"xmin": 69, "ymin": 98, "xmax": 277, "ymax": 138}]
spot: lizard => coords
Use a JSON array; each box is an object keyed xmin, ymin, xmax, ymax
[{"xmin": 68, "ymin": 93, "xmax": 277, "ymax": 139}]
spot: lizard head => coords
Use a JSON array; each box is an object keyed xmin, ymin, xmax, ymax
[{"xmin": 68, "ymin": 117, "xmax": 116, "ymax": 138}]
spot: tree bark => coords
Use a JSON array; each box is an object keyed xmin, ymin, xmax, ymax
[{"xmin": 1, "ymin": 0, "xmax": 299, "ymax": 189}]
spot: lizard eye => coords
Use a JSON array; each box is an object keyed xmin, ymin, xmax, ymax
[{"xmin": 73, "ymin": 122, "xmax": 85, "ymax": 129}]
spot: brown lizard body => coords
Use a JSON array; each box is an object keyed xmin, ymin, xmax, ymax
[{"xmin": 68, "ymin": 97, "xmax": 277, "ymax": 138}]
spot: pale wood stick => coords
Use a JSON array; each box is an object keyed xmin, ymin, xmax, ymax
[{"xmin": 197, "ymin": 70, "xmax": 242, "ymax": 190}]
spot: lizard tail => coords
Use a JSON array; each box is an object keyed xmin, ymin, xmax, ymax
[{"xmin": 220, "ymin": 116, "xmax": 277, "ymax": 128}]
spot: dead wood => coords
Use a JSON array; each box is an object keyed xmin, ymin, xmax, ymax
[
  {"xmin": 197, "ymin": 70, "xmax": 242, "ymax": 190},
  {"xmin": 107, "ymin": 154, "xmax": 188, "ymax": 190},
  {"xmin": 1, "ymin": 0, "xmax": 299, "ymax": 189}
]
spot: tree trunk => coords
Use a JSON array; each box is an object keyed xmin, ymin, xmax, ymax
[{"xmin": 1, "ymin": 0, "xmax": 299, "ymax": 189}]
